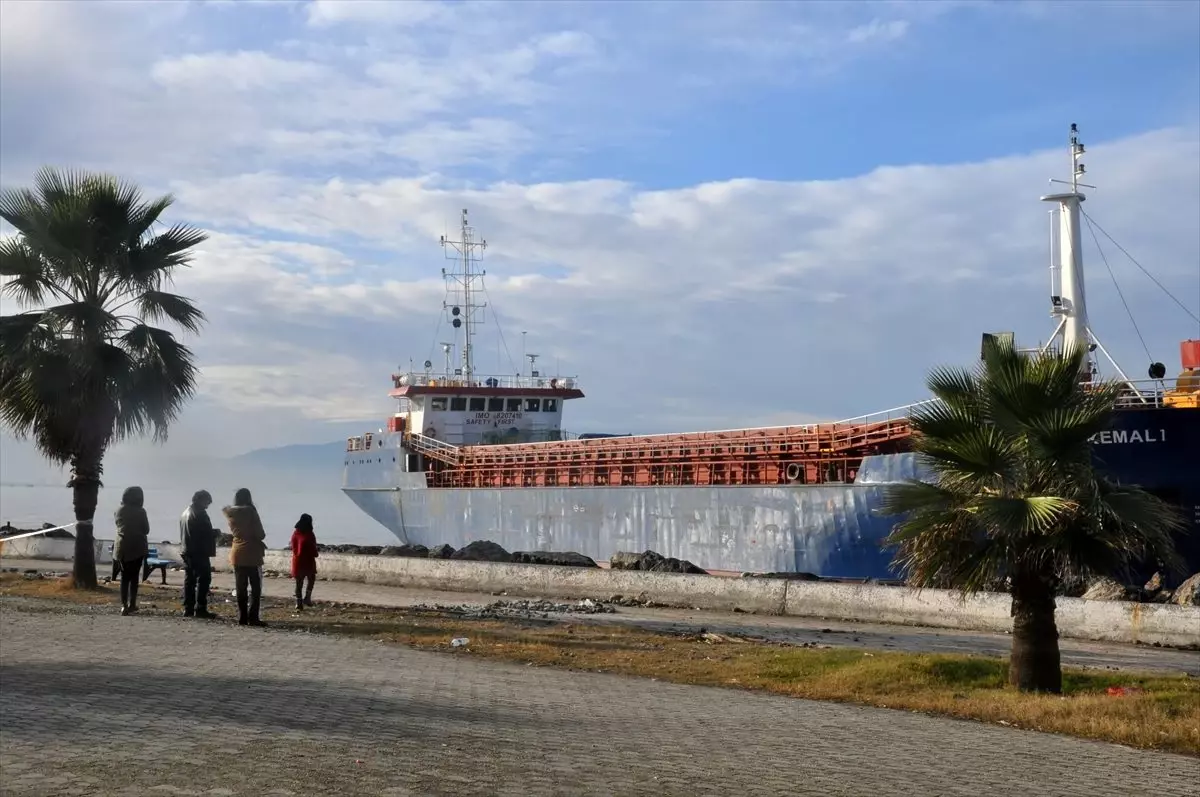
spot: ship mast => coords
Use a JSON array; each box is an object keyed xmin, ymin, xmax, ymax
[
  {"xmin": 1040, "ymin": 123, "xmax": 1096, "ymax": 374},
  {"xmin": 1039, "ymin": 124, "xmax": 1145, "ymax": 395},
  {"xmin": 440, "ymin": 208, "xmax": 487, "ymax": 381}
]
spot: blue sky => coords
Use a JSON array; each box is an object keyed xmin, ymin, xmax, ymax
[{"xmin": 1, "ymin": 0, "xmax": 1199, "ymax": 482}]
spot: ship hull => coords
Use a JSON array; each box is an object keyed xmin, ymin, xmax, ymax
[
  {"xmin": 342, "ymin": 407, "xmax": 1200, "ymax": 578},
  {"xmin": 343, "ymin": 455, "xmax": 924, "ymax": 577}
]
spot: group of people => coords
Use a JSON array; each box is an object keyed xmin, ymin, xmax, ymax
[{"xmin": 111, "ymin": 486, "xmax": 320, "ymax": 625}]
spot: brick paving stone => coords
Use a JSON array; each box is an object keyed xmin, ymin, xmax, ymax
[{"xmin": 0, "ymin": 604, "xmax": 1196, "ymax": 796}]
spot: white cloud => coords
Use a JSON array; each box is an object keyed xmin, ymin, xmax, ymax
[
  {"xmin": 138, "ymin": 125, "xmax": 1199, "ymax": 449},
  {"xmin": 847, "ymin": 19, "xmax": 910, "ymax": 45},
  {"xmin": 151, "ymin": 51, "xmax": 330, "ymax": 90},
  {"xmin": 305, "ymin": 0, "xmax": 450, "ymax": 28}
]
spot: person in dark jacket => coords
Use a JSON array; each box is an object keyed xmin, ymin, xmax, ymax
[
  {"xmin": 223, "ymin": 487, "xmax": 267, "ymax": 627},
  {"xmin": 113, "ymin": 486, "xmax": 150, "ymax": 616},
  {"xmin": 179, "ymin": 489, "xmax": 217, "ymax": 619},
  {"xmin": 290, "ymin": 514, "xmax": 319, "ymax": 610}
]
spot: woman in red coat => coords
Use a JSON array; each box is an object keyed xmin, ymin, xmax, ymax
[{"xmin": 290, "ymin": 513, "xmax": 319, "ymax": 610}]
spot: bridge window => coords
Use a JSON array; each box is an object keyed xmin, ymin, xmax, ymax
[
  {"xmin": 430, "ymin": 397, "xmax": 448, "ymax": 411},
  {"xmin": 450, "ymin": 397, "xmax": 467, "ymax": 412},
  {"xmin": 488, "ymin": 398, "xmax": 504, "ymax": 412},
  {"xmin": 525, "ymin": 398, "xmax": 541, "ymax": 412},
  {"xmin": 469, "ymin": 397, "xmax": 486, "ymax": 411},
  {"xmin": 543, "ymin": 398, "xmax": 558, "ymax": 412},
  {"xmin": 506, "ymin": 398, "xmax": 522, "ymax": 412}
]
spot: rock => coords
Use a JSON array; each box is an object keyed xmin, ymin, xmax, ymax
[
  {"xmin": 1055, "ymin": 568, "xmax": 1090, "ymax": 597},
  {"xmin": 1144, "ymin": 572, "xmax": 1165, "ymax": 592},
  {"xmin": 410, "ymin": 598, "xmax": 616, "ymax": 619},
  {"xmin": 609, "ymin": 549, "xmax": 707, "ymax": 575},
  {"xmin": 380, "ymin": 544, "xmax": 429, "ymax": 558},
  {"xmin": 428, "ymin": 544, "xmax": 455, "ymax": 559},
  {"xmin": 450, "ymin": 540, "xmax": 511, "ymax": 563},
  {"xmin": 1170, "ymin": 572, "xmax": 1200, "ymax": 606},
  {"xmin": 510, "ymin": 551, "xmax": 599, "ymax": 568},
  {"xmin": 743, "ymin": 572, "xmax": 822, "ymax": 581},
  {"xmin": 1082, "ymin": 577, "xmax": 1137, "ymax": 602},
  {"xmin": 609, "ymin": 551, "xmax": 644, "ymax": 570}
]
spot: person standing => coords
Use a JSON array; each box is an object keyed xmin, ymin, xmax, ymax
[
  {"xmin": 113, "ymin": 486, "xmax": 150, "ymax": 616},
  {"xmin": 223, "ymin": 488, "xmax": 267, "ymax": 627},
  {"xmin": 289, "ymin": 514, "xmax": 319, "ymax": 610},
  {"xmin": 179, "ymin": 489, "xmax": 217, "ymax": 619}
]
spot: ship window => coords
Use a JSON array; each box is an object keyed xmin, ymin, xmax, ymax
[
  {"xmin": 469, "ymin": 397, "xmax": 486, "ymax": 411},
  {"xmin": 450, "ymin": 397, "xmax": 467, "ymax": 412},
  {"xmin": 506, "ymin": 398, "xmax": 521, "ymax": 412},
  {"xmin": 525, "ymin": 398, "xmax": 541, "ymax": 412},
  {"xmin": 488, "ymin": 398, "xmax": 504, "ymax": 412},
  {"xmin": 430, "ymin": 397, "xmax": 448, "ymax": 411},
  {"xmin": 543, "ymin": 398, "xmax": 558, "ymax": 412}
]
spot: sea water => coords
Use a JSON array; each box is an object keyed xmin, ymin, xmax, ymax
[{"xmin": 0, "ymin": 482, "xmax": 396, "ymax": 549}]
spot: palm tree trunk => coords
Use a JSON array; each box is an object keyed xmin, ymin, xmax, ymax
[
  {"xmin": 68, "ymin": 453, "xmax": 103, "ymax": 589},
  {"xmin": 1008, "ymin": 573, "xmax": 1062, "ymax": 693}
]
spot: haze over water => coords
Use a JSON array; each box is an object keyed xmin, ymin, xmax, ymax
[{"xmin": 1, "ymin": 443, "xmax": 396, "ymax": 550}]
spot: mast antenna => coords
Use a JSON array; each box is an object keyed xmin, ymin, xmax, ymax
[{"xmin": 440, "ymin": 208, "xmax": 488, "ymax": 382}]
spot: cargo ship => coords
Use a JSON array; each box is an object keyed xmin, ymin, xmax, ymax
[{"xmin": 342, "ymin": 126, "xmax": 1200, "ymax": 578}]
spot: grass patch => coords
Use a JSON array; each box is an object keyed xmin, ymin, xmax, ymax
[{"xmin": 4, "ymin": 573, "xmax": 1198, "ymax": 755}]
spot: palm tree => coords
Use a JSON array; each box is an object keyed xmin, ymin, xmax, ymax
[
  {"xmin": 879, "ymin": 338, "xmax": 1184, "ymax": 693},
  {"xmin": 0, "ymin": 168, "xmax": 207, "ymax": 588}
]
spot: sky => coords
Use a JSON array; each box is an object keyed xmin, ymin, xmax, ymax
[{"xmin": 1, "ymin": 0, "xmax": 1199, "ymax": 486}]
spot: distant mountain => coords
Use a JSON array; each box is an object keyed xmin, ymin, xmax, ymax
[{"xmin": 231, "ymin": 440, "xmax": 346, "ymax": 472}]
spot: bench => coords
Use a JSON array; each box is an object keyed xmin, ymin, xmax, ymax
[
  {"xmin": 105, "ymin": 544, "xmax": 179, "ymax": 584},
  {"xmin": 141, "ymin": 547, "xmax": 180, "ymax": 585}
]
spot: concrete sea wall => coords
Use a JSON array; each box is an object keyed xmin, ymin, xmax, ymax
[{"xmin": 5, "ymin": 540, "xmax": 1197, "ymax": 648}]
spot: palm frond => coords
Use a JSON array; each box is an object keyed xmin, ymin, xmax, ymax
[
  {"xmin": 969, "ymin": 495, "xmax": 1076, "ymax": 536},
  {"xmin": 117, "ymin": 224, "xmax": 208, "ymax": 293},
  {"xmin": 114, "ymin": 324, "xmax": 199, "ymax": 442},
  {"xmin": 0, "ymin": 238, "xmax": 54, "ymax": 306},
  {"xmin": 136, "ymin": 290, "xmax": 205, "ymax": 333},
  {"xmin": 924, "ymin": 365, "xmax": 981, "ymax": 412}
]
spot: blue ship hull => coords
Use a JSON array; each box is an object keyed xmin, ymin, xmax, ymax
[{"xmin": 342, "ymin": 406, "xmax": 1199, "ymax": 579}]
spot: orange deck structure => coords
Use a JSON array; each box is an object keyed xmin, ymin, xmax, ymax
[{"xmin": 408, "ymin": 418, "xmax": 916, "ymax": 489}]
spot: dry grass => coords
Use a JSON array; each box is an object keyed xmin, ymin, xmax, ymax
[{"xmin": 4, "ymin": 573, "xmax": 1198, "ymax": 756}]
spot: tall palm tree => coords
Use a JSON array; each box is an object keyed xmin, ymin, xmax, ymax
[
  {"xmin": 0, "ymin": 167, "xmax": 207, "ymax": 588},
  {"xmin": 879, "ymin": 338, "xmax": 1184, "ymax": 693}
]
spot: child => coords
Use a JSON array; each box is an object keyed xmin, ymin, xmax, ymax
[{"xmin": 290, "ymin": 513, "xmax": 319, "ymax": 610}]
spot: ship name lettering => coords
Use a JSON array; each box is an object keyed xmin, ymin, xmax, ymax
[{"xmin": 1088, "ymin": 428, "xmax": 1166, "ymax": 445}]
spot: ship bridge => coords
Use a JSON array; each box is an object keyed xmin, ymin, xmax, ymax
[{"xmin": 388, "ymin": 370, "xmax": 584, "ymax": 447}]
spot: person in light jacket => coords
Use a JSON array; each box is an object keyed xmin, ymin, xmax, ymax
[
  {"xmin": 289, "ymin": 513, "xmax": 319, "ymax": 610},
  {"xmin": 223, "ymin": 487, "xmax": 267, "ymax": 627},
  {"xmin": 113, "ymin": 486, "xmax": 150, "ymax": 616},
  {"xmin": 179, "ymin": 489, "xmax": 217, "ymax": 619}
]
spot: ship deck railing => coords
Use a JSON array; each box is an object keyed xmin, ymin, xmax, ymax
[{"xmin": 392, "ymin": 371, "xmax": 580, "ymax": 391}]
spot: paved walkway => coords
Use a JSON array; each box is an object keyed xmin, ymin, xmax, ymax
[
  {"xmin": 1, "ymin": 604, "xmax": 1196, "ymax": 796},
  {"xmin": 6, "ymin": 558, "xmax": 1198, "ymax": 675}
]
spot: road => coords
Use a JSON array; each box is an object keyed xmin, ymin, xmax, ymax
[
  {"xmin": 5, "ymin": 558, "xmax": 1198, "ymax": 675},
  {"xmin": 1, "ymin": 604, "xmax": 1196, "ymax": 796}
]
